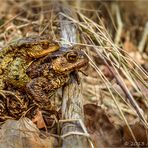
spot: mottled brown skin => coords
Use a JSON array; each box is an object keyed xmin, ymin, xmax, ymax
[
  {"xmin": 0, "ymin": 35, "xmax": 60, "ymax": 89},
  {"xmin": 26, "ymin": 48, "xmax": 89, "ymax": 110},
  {"xmin": 10, "ymin": 35, "xmax": 60, "ymax": 58}
]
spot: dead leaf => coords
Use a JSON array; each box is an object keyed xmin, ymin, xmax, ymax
[
  {"xmin": 124, "ymin": 40, "xmax": 137, "ymax": 53},
  {"xmin": 84, "ymin": 104, "xmax": 122, "ymax": 147},
  {"xmin": 122, "ymin": 122, "xmax": 148, "ymax": 147},
  {"xmin": 0, "ymin": 118, "xmax": 56, "ymax": 148},
  {"xmin": 101, "ymin": 65, "xmax": 114, "ymax": 79},
  {"xmin": 32, "ymin": 108, "xmax": 46, "ymax": 129}
]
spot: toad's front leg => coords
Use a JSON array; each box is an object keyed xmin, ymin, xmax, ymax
[
  {"xmin": 26, "ymin": 77, "xmax": 53, "ymax": 109},
  {"xmin": 26, "ymin": 76, "xmax": 69, "ymax": 109}
]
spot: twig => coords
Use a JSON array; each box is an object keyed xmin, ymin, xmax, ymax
[
  {"xmin": 138, "ymin": 22, "xmax": 148, "ymax": 53},
  {"xmin": 59, "ymin": 3, "xmax": 93, "ymax": 147},
  {"xmin": 61, "ymin": 76, "xmax": 93, "ymax": 148},
  {"xmin": 113, "ymin": 4, "xmax": 123, "ymax": 45},
  {"xmin": 0, "ymin": 11, "xmax": 24, "ymax": 29}
]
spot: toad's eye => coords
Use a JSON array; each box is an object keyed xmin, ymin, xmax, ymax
[
  {"xmin": 66, "ymin": 51, "xmax": 78, "ymax": 62},
  {"xmin": 41, "ymin": 43, "xmax": 49, "ymax": 49}
]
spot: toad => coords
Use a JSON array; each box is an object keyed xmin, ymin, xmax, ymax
[
  {"xmin": 0, "ymin": 35, "xmax": 60, "ymax": 89},
  {"xmin": 26, "ymin": 47, "xmax": 89, "ymax": 110}
]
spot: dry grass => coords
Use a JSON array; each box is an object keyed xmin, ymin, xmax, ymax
[{"xmin": 0, "ymin": 0, "xmax": 148, "ymax": 147}]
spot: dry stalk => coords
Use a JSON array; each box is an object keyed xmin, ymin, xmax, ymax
[
  {"xmin": 59, "ymin": 3, "xmax": 93, "ymax": 147},
  {"xmin": 61, "ymin": 76, "xmax": 93, "ymax": 148}
]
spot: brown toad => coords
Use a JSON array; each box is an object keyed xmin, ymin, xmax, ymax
[
  {"xmin": 0, "ymin": 35, "xmax": 60, "ymax": 89},
  {"xmin": 26, "ymin": 47, "xmax": 89, "ymax": 110}
]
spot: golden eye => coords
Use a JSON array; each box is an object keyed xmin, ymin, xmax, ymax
[
  {"xmin": 66, "ymin": 51, "xmax": 78, "ymax": 62},
  {"xmin": 41, "ymin": 43, "xmax": 49, "ymax": 49}
]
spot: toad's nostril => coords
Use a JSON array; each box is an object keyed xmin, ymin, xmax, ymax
[
  {"xmin": 15, "ymin": 75, "xmax": 19, "ymax": 80},
  {"xmin": 41, "ymin": 43, "xmax": 49, "ymax": 49}
]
